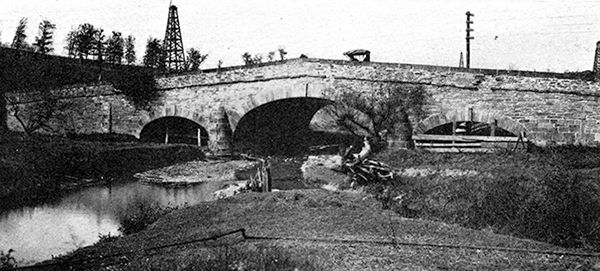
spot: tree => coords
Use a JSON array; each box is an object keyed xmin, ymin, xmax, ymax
[
  {"xmin": 267, "ymin": 51, "xmax": 276, "ymax": 62},
  {"xmin": 241, "ymin": 52, "xmax": 264, "ymax": 66},
  {"xmin": 106, "ymin": 31, "xmax": 124, "ymax": 64},
  {"xmin": 113, "ymin": 67, "xmax": 161, "ymax": 109},
  {"xmin": 64, "ymin": 23, "xmax": 98, "ymax": 60},
  {"xmin": 11, "ymin": 18, "xmax": 29, "ymax": 50},
  {"xmin": 252, "ymin": 54, "xmax": 263, "ymax": 64},
  {"xmin": 33, "ymin": 20, "xmax": 56, "ymax": 54},
  {"xmin": 242, "ymin": 52, "xmax": 253, "ymax": 66},
  {"xmin": 143, "ymin": 38, "xmax": 164, "ymax": 69},
  {"xmin": 64, "ymin": 30, "xmax": 78, "ymax": 57},
  {"xmin": 323, "ymin": 84, "xmax": 426, "ymax": 149},
  {"xmin": 124, "ymin": 35, "xmax": 136, "ymax": 64},
  {"xmin": 6, "ymin": 92, "xmax": 73, "ymax": 135},
  {"xmin": 185, "ymin": 47, "xmax": 208, "ymax": 71},
  {"xmin": 93, "ymin": 28, "xmax": 105, "ymax": 62},
  {"xmin": 278, "ymin": 47, "xmax": 287, "ymax": 61}
]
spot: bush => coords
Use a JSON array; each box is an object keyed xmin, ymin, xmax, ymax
[
  {"xmin": 117, "ymin": 203, "xmax": 176, "ymax": 235},
  {"xmin": 375, "ymin": 147, "xmax": 600, "ymax": 251},
  {"xmin": 467, "ymin": 169, "xmax": 600, "ymax": 250},
  {"xmin": 0, "ymin": 249, "xmax": 17, "ymax": 270}
]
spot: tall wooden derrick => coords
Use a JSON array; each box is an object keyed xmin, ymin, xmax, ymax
[{"xmin": 163, "ymin": 5, "xmax": 186, "ymax": 72}]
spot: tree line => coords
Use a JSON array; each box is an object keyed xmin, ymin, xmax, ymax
[{"xmin": 3, "ymin": 18, "xmax": 209, "ymax": 71}]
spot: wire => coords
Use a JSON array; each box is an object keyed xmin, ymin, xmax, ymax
[{"xmin": 13, "ymin": 225, "xmax": 600, "ymax": 270}]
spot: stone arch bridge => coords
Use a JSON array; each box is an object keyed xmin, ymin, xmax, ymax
[{"xmin": 6, "ymin": 58, "xmax": 600, "ymax": 152}]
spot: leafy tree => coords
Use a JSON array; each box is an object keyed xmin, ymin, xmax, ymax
[
  {"xmin": 241, "ymin": 52, "xmax": 264, "ymax": 66},
  {"xmin": 64, "ymin": 30, "xmax": 78, "ymax": 57},
  {"xmin": 324, "ymin": 84, "xmax": 426, "ymax": 149},
  {"xmin": 124, "ymin": 34, "xmax": 136, "ymax": 64},
  {"xmin": 93, "ymin": 28, "xmax": 105, "ymax": 62},
  {"xmin": 11, "ymin": 18, "xmax": 29, "ymax": 50},
  {"xmin": 113, "ymin": 67, "xmax": 160, "ymax": 109},
  {"xmin": 106, "ymin": 31, "xmax": 124, "ymax": 64},
  {"xmin": 267, "ymin": 51, "xmax": 276, "ymax": 62},
  {"xmin": 185, "ymin": 47, "xmax": 208, "ymax": 71},
  {"xmin": 65, "ymin": 23, "xmax": 98, "ymax": 60},
  {"xmin": 143, "ymin": 37, "xmax": 164, "ymax": 69},
  {"xmin": 252, "ymin": 54, "xmax": 263, "ymax": 64},
  {"xmin": 33, "ymin": 20, "xmax": 56, "ymax": 54},
  {"xmin": 278, "ymin": 47, "xmax": 287, "ymax": 61},
  {"xmin": 242, "ymin": 52, "xmax": 253, "ymax": 66}
]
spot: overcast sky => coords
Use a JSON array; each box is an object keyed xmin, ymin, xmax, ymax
[{"xmin": 1, "ymin": 0, "xmax": 599, "ymax": 72}]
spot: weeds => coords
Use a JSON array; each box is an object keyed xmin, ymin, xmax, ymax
[
  {"xmin": 0, "ymin": 249, "xmax": 17, "ymax": 270},
  {"xmin": 122, "ymin": 243, "xmax": 321, "ymax": 271},
  {"xmin": 117, "ymin": 202, "xmax": 177, "ymax": 235},
  {"xmin": 375, "ymin": 146, "xmax": 600, "ymax": 251}
]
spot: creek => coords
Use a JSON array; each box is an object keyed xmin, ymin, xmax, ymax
[{"xmin": 0, "ymin": 156, "xmax": 308, "ymax": 265}]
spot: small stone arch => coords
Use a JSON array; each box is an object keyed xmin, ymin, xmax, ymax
[
  {"xmin": 414, "ymin": 109, "xmax": 527, "ymax": 136},
  {"xmin": 129, "ymin": 105, "xmax": 211, "ymax": 139},
  {"xmin": 147, "ymin": 105, "xmax": 210, "ymax": 130},
  {"xmin": 139, "ymin": 116, "xmax": 209, "ymax": 145}
]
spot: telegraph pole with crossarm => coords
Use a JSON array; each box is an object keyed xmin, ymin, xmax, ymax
[{"xmin": 466, "ymin": 11, "xmax": 474, "ymax": 69}]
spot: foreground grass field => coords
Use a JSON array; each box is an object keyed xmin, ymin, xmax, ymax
[
  {"xmin": 44, "ymin": 189, "xmax": 599, "ymax": 270},
  {"xmin": 3, "ymin": 131, "xmax": 600, "ymax": 269},
  {"xmin": 373, "ymin": 146, "xmax": 600, "ymax": 252}
]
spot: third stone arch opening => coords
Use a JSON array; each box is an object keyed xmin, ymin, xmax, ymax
[{"xmin": 414, "ymin": 108, "xmax": 528, "ymax": 152}]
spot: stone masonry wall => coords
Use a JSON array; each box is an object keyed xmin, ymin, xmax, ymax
[{"xmin": 6, "ymin": 58, "xmax": 600, "ymax": 146}]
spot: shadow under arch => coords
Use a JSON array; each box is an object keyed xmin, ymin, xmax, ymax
[
  {"xmin": 233, "ymin": 97, "xmax": 361, "ymax": 155},
  {"xmin": 140, "ymin": 116, "xmax": 209, "ymax": 145}
]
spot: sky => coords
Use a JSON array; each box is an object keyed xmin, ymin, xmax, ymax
[{"xmin": 1, "ymin": 0, "xmax": 599, "ymax": 72}]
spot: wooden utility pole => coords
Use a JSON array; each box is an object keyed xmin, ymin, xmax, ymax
[{"xmin": 466, "ymin": 11, "xmax": 474, "ymax": 69}]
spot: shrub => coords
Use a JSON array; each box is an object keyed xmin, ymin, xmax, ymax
[
  {"xmin": 117, "ymin": 203, "xmax": 176, "ymax": 235},
  {"xmin": 0, "ymin": 249, "xmax": 17, "ymax": 270},
  {"xmin": 375, "ymin": 147, "xmax": 600, "ymax": 251}
]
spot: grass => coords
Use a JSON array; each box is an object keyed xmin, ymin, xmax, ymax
[
  {"xmin": 44, "ymin": 189, "xmax": 598, "ymax": 270},
  {"xmin": 371, "ymin": 146, "xmax": 600, "ymax": 252}
]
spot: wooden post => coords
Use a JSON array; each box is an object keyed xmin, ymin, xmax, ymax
[
  {"xmin": 305, "ymin": 84, "xmax": 309, "ymax": 97},
  {"xmin": 197, "ymin": 128, "xmax": 201, "ymax": 146},
  {"xmin": 490, "ymin": 119, "xmax": 496, "ymax": 137},
  {"xmin": 165, "ymin": 126, "xmax": 169, "ymax": 144},
  {"xmin": 108, "ymin": 104, "xmax": 113, "ymax": 133},
  {"xmin": 452, "ymin": 120, "xmax": 457, "ymax": 145},
  {"xmin": 264, "ymin": 161, "xmax": 272, "ymax": 192}
]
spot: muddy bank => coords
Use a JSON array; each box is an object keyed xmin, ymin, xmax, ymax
[{"xmin": 134, "ymin": 159, "xmax": 261, "ymax": 185}]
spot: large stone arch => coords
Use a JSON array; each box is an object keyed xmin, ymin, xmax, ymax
[
  {"xmin": 231, "ymin": 96, "xmax": 336, "ymax": 154},
  {"xmin": 414, "ymin": 108, "xmax": 528, "ymax": 136},
  {"xmin": 226, "ymin": 86, "xmax": 328, "ymax": 133}
]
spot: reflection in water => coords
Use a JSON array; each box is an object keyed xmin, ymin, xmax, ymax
[{"xmin": 0, "ymin": 180, "xmax": 224, "ymax": 264}]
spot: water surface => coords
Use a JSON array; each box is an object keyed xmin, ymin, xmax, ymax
[{"xmin": 0, "ymin": 179, "xmax": 225, "ymax": 264}]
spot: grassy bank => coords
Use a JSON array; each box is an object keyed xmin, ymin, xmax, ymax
[
  {"xmin": 372, "ymin": 146, "xmax": 600, "ymax": 252},
  {"xmin": 43, "ymin": 189, "xmax": 597, "ymax": 270},
  {"xmin": 0, "ymin": 131, "xmax": 205, "ymax": 212}
]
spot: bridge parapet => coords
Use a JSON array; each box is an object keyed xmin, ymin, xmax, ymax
[{"xmin": 157, "ymin": 58, "xmax": 600, "ymax": 98}]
